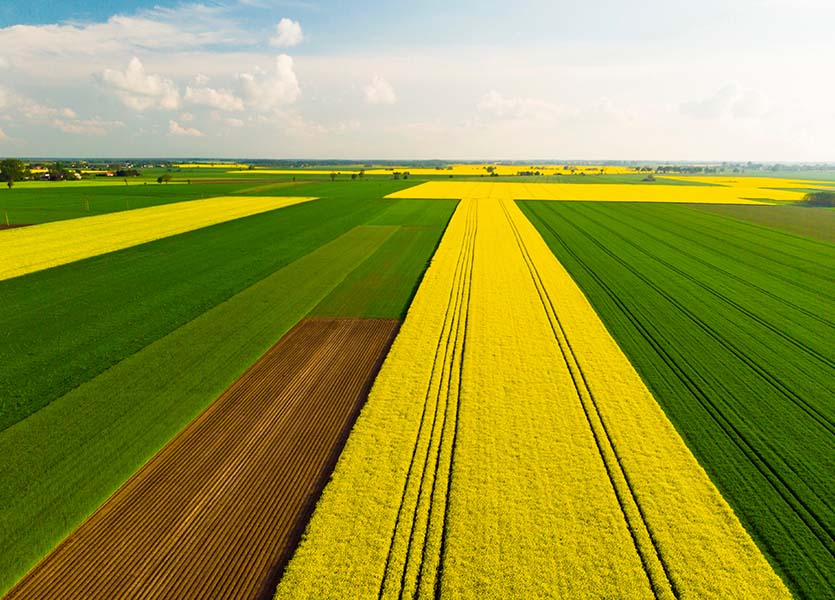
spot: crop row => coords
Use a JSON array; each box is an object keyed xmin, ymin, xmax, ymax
[
  {"xmin": 0, "ymin": 195, "xmax": 315, "ymax": 281},
  {"xmin": 520, "ymin": 200, "xmax": 835, "ymax": 599},
  {"xmin": 276, "ymin": 194, "xmax": 786, "ymax": 598},
  {"xmin": 0, "ymin": 184, "xmax": 455, "ymax": 595},
  {"xmin": 5, "ymin": 318, "xmax": 399, "ymax": 599}
]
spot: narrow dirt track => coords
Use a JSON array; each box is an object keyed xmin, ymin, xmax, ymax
[{"xmin": 5, "ymin": 317, "xmax": 399, "ymax": 600}]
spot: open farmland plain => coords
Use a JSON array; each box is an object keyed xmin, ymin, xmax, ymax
[
  {"xmin": 276, "ymin": 184, "xmax": 796, "ymax": 598},
  {"xmin": 2, "ymin": 170, "xmax": 833, "ymax": 599},
  {"xmin": 520, "ymin": 201, "xmax": 835, "ymax": 598},
  {"xmin": 5, "ymin": 318, "xmax": 399, "ymax": 600},
  {"xmin": 0, "ymin": 179, "xmax": 455, "ymax": 595}
]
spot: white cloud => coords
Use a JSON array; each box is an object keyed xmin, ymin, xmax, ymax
[
  {"xmin": 363, "ymin": 76, "xmax": 396, "ymax": 105},
  {"xmin": 270, "ymin": 18, "xmax": 304, "ymax": 48},
  {"xmin": 185, "ymin": 84, "xmax": 245, "ymax": 111},
  {"xmin": 239, "ymin": 54, "xmax": 301, "ymax": 111},
  {"xmin": 180, "ymin": 112, "xmax": 195, "ymax": 122},
  {"xmin": 0, "ymin": 5, "xmax": 248, "ymax": 64},
  {"xmin": 0, "ymin": 127, "xmax": 8, "ymax": 140},
  {"xmin": 681, "ymin": 84, "xmax": 770, "ymax": 120},
  {"xmin": 169, "ymin": 119, "xmax": 204, "ymax": 137},
  {"xmin": 101, "ymin": 57, "xmax": 181, "ymax": 111},
  {"xmin": 52, "ymin": 117, "xmax": 125, "ymax": 135},
  {"xmin": 334, "ymin": 119, "xmax": 361, "ymax": 133},
  {"xmin": 0, "ymin": 86, "xmax": 78, "ymax": 122},
  {"xmin": 225, "ymin": 117, "xmax": 245, "ymax": 127},
  {"xmin": 477, "ymin": 90, "xmax": 564, "ymax": 121},
  {"xmin": 22, "ymin": 104, "xmax": 77, "ymax": 120}
]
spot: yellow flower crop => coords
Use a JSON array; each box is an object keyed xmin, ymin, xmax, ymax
[
  {"xmin": 0, "ymin": 196, "xmax": 314, "ymax": 281},
  {"xmin": 387, "ymin": 180, "xmax": 807, "ymax": 204},
  {"xmin": 228, "ymin": 164, "xmax": 638, "ymax": 176},
  {"xmin": 275, "ymin": 189, "xmax": 789, "ymax": 597}
]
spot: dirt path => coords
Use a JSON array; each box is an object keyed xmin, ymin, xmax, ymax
[{"xmin": 4, "ymin": 317, "xmax": 399, "ymax": 600}]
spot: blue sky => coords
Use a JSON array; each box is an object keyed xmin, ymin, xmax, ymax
[{"xmin": 0, "ymin": 0, "xmax": 833, "ymax": 159}]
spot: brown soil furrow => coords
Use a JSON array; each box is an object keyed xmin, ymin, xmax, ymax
[
  {"xmin": 18, "ymin": 321, "xmax": 328, "ymax": 598},
  {"xmin": 4, "ymin": 317, "xmax": 399, "ymax": 600}
]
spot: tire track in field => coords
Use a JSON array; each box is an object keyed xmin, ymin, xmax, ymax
[
  {"xmin": 629, "ymin": 205, "xmax": 835, "ymax": 290},
  {"xmin": 4, "ymin": 317, "xmax": 399, "ymax": 600},
  {"xmin": 500, "ymin": 200, "xmax": 678, "ymax": 600},
  {"xmin": 376, "ymin": 199, "xmax": 477, "ymax": 600},
  {"xmin": 539, "ymin": 203, "xmax": 835, "ymax": 445},
  {"xmin": 580, "ymin": 203, "xmax": 835, "ymax": 335},
  {"xmin": 525, "ymin": 204, "xmax": 835, "ymax": 590}
]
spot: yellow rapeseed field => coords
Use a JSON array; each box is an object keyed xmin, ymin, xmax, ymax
[
  {"xmin": 173, "ymin": 162, "xmax": 251, "ymax": 169},
  {"xmin": 386, "ymin": 180, "xmax": 807, "ymax": 204},
  {"xmin": 228, "ymin": 164, "xmax": 638, "ymax": 176},
  {"xmin": 663, "ymin": 175, "xmax": 835, "ymax": 189},
  {"xmin": 0, "ymin": 196, "xmax": 314, "ymax": 281},
  {"xmin": 275, "ymin": 188, "xmax": 789, "ymax": 598}
]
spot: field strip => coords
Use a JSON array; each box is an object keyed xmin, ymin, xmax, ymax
[
  {"xmin": 0, "ymin": 195, "xmax": 315, "ymax": 281},
  {"xmin": 387, "ymin": 180, "xmax": 804, "ymax": 204},
  {"xmin": 518, "ymin": 200, "xmax": 835, "ymax": 597},
  {"xmin": 276, "ymin": 191, "xmax": 789, "ymax": 598},
  {"xmin": 0, "ymin": 225, "xmax": 395, "ymax": 595},
  {"xmin": 4, "ymin": 318, "xmax": 399, "ymax": 600}
]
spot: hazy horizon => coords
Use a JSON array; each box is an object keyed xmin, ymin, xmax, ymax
[{"xmin": 1, "ymin": 0, "xmax": 833, "ymax": 161}]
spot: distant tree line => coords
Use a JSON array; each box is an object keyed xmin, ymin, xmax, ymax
[{"xmin": 802, "ymin": 191, "xmax": 835, "ymax": 207}]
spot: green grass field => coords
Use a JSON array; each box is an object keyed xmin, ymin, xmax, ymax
[
  {"xmin": 0, "ymin": 180, "xmax": 455, "ymax": 595},
  {"xmin": 691, "ymin": 203, "xmax": 835, "ymax": 243},
  {"xmin": 520, "ymin": 200, "xmax": 835, "ymax": 599}
]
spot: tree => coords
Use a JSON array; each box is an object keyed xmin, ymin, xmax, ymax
[
  {"xmin": 1, "ymin": 159, "xmax": 26, "ymax": 189},
  {"xmin": 351, "ymin": 173, "xmax": 357, "ymax": 180},
  {"xmin": 330, "ymin": 172, "xmax": 337, "ymax": 182},
  {"xmin": 358, "ymin": 169, "xmax": 365, "ymax": 179},
  {"xmin": 157, "ymin": 174, "xmax": 172, "ymax": 184},
  {"xmin": 802, "ymin": 191, "xmax": 835, "ymax": 207}
]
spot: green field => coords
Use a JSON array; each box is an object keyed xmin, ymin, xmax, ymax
[
  {"xmin": 520, "ymin": 200, "xmax": 835, "ymax": 599},
  {"xmin": 0, "ymin": 180, "xmax": 455, "ymax": 595},
  {"xmin": 691, "ymin": 203, "xmax": 835, "ymax": 243}
]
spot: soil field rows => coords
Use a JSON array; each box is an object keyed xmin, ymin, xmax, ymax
[
  {"xmin": 4, "ymin": 317, "xmax": 399, "ymax": 600},
  {"xmin": 276, "ymin": 191, "xmax": 787, "ymax": 598}
]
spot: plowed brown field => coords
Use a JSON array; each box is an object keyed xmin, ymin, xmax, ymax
[{"xmin": 4, "ymin": 317, "xmax": 399, "ymax": 600}]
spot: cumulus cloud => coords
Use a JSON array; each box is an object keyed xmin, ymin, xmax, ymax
[
  {"xmin": 477, "ymin": 90, "xmax": 564, "ymax": 120},
  {"xmin": 239, "ymin": 54, "xmax": 300, "ymax": 111},
  {"xmin": 169, "ymin": 119, "xmax": 204, "ymax": 137},
  {"xmin": 101, "ymin": 57, "xmax": 181, "ymax": 111},
  {"xmin": 225, "ymin": 117, "xmax": 245, "ymax": 127},
  {"xmin": 185, "ymin": 84, "xmax": 245, "ymax": 111},
  {"xmin": 681, "ymin": 84, "xmax": 770, "ymax": 120},
  {"xmin": 0, "ymin": 5, "xmax": 247, "ymax": 64},
  {"xmin": 363, "ymin": 76, "xmax": 396, "ymax": 105},
  {"xmin": 0, "ymin": 85, "xmax": 78, "ymax": 121},
  {"xmin": 22, "ymin": 104, "xmax": 77, "ymax": 120},
  {"xmin": 270, "ymin": 18, "xmax": 304, "ymax": 48},
  {"xmin": 52, "ymin": 117, "xmax": 125, "ymax": 135},
  {"xmin": 0, "ymin": 127, "xmax": 8, "ymax": 140}
]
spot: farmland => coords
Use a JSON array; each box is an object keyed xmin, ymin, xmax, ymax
[
  {"xmin": 0, "ymin": 179, "xmax": 455, "ymax": 595},
  {"xmin": 276, "ymin": 189, "xmax": 789, "ymax": 598},
  {"xmin": 0, "ymin": 195, "xmax": 315, "ymax": 281},
  {"xmin": 5, "ymin": 317, "xmax": 399, "ymax": 599},
  {"xmin": 2, "ymin": 170, "xmax": 833, "ymax": 599},
  {"xmin": 519, "ymin": 201, "xmax": 835, "ymax": 598}
]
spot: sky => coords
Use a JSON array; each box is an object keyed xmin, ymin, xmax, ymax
[{"xmin": 0, "ymin": 0, "xmax": 833, "ymax": 160}]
